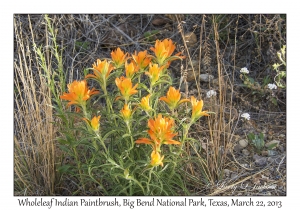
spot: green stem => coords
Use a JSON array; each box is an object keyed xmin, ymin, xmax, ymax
[
  {"xmin": 146, "ymin": 168, "xmax": 154, "ymax": 195},
  {"xmin": 102, "ymin": 81, "xmax": 114, "ymax": 115},
  {"xmin": 138, "ymin": 75, "xmax": 141, "ymax": 98},
  {"xmin": 73, "ymin": 147, "xmax": 85, "ymax": 191},
  {"xmin": 180, "ymin": 122, "xmax": 192, "ymax": 152},
  {"xmin": 81, "ymin": 103, "xmax": 88, "ymax": 118},
  {"xmin": 96, "ymin": 133, "xmax": 108, "ymax": 155},
  {"xmin": 126, "ymin": 122, "xmax": 134, "ymax": 151}
]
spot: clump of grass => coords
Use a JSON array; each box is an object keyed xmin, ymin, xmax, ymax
[{"xmin": 14, "ymin": 14, "xmax": 66, "ymax": 196}]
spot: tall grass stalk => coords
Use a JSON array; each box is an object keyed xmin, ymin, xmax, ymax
[{"xmin": 14, "ymin": 14, "xmax": 67, "ymax": 195}]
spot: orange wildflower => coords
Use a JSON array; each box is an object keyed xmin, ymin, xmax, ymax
[
  {"xmin": 150, "ymin": 151, "xmax": 164, "ymax": 167},
  {"xmin": 115, "ymin": 76, "xmax": 138, "ymax": 101},
  {"xmin": 132, "ymin": 50, "xmax": 152, "ymax": 70},
  {"xmin": 60, "ymin": 80, "xmax": 99, "ymax": 107},
  {"xmin": 86, "ymin": 59, "xmax": 114, "ymax": 83},
  {"xmin": 83, "ymin": 116, "xmax": 101, "ymax": 131},
  {"xmin": 91, "ymin": 116, "xmax": 101, "ymax": 131},
  {"xmin": 145, "ymin": 63, "xmax": 165, "ymax": 85},
  {"xmin": 111, "ymin": 47, "xmax": 128, "ymax": 68},
  {"xmin": 136, "ymin": 114, "xmax": 180, "ymax": 167},
  {"xmin": 159, "ymin": 86, "xmax": 189, "ymax": 110},
  {"xmin": 135, "ymin": 114, "xmax": 180, "ymax": 152},
  {"xmin": 125, "ymin": 61, "xmax": 139, "ymax": 79},
  {"xmin": 150, "ymin": 39, "xmax": 185, "ymax": 65},
  {"xmin": 139, "ymin": 94, "xmax": 151, "ymax": 111},
  {"xmin": 120, "ymin": 104, "xmax": 132, "ymax": 122},
  {"xmin": 147, "ymin": 114, "xmax": 180, "ymax": 145},
  {"xmin": 190, "ymin": 96, "xmax": 209, "ymax": 122}
]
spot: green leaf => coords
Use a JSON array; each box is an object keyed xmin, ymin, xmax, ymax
[
  {"xmin": 58, "ymin": 145, "xmax": 71, "ymax": 154},
  {"xmin": 267, "ymin": 143, "xmax": 278, "ymax": 150},
  {"xmin": 57, "ymin": 138, "xmax": 69, "ymax": 145},
  {"xmin": 138, "ymin": 83, "xmax": 151, "ymax": 93},
  {"xmin": 271, "ymin": 97, "xmax": 278, "ymax": 106},
  {"xmin": 152, "ymin": 80, "xmax": 172, "ymax": 87},
  {"xmin": 57, "ymin": 165, "xmax": 72, "ymax": 174},
  {"xmin": 122, "ymin": 133, "xmax": 131, "ymax": 138},
  {"xmin": 102, "ymin": 130, "xmax": 118, "ymax": 141},
  {"xmin": 259, "ymin": 132, "xmax": 264, "ymax": 140},
  {"xmin": 75, "ymin": 41, "xmax": 90, "ymax": 50},
  {"xmin": 247, "ymin": 133, "xmax": 255, "ymax": 140}
]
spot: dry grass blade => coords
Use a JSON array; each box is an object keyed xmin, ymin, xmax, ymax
[{"xmin": 14, "ymin": 15, "xmax": 57, "ymax": 196}]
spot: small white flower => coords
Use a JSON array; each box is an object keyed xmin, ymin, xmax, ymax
[
  {"xmin": 240, "ymin": 67, "xmax": 249, "ymax": 74},
  {"xmin": 206, "ymin": 90, "xmax": 217, "ymax": 98},
  {"xmin": 241, "ymin": 113, "xmax": 250, "ymax": 120},
  {"xmin": 267, "ymin": 83, "xmax": 277, "ymax": 90}
]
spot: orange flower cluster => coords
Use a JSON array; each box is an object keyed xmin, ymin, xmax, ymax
[
  {"xmin": 132, "ymin": 50, "xmax": 152, "ymax": 70},
  {"xmin": 59, "ymin": 39, "xmax": 209, "ymax": 170},
  {"xmin": 139, "ymin": 94, "xmax": 151, "ymax": 112},
  {"xmin": 86, "ymin": 59, "xmax": 115, "ymax": 84},
  {"xmin": 83, "ymin": 116, "xmax": 101, "ymax": 132},
  {"xmin": 125, "ymin": 61, "xmax": 139, "ymax": 79},
  {"xmin": 160, "ymin": 86, "xmax": 189, "ymax": 110},
  {"xmin": 111, "ymin": 48, "xmax": 128, "ymax": 68},
  {"xmin": 190, "ymin": 96, "xmax": 209, "ymax": 122},
  {"xmin": 150, "ymin": 39, "xmax": 185, "ymax": 66},
  {"xmin": 115, "ymin": 76, "xmax": 138, "ymax": 102},
  {"xmin": 135, "ymin": 114, "xmax": 180, "ymax": 167},
  {"xmin": 60, "ymin": 80, "xmax": 99, "ymax": 107},
  {"xmin": 145, "ymin": 63, "xmax": 165, "ymax": 86}
]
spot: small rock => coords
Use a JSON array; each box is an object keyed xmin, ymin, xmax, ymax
[
  {"xmin": 268, "ymin": 150, "xmax": 278, "ymax": 156},
  {"xmin": 186, "ymin": 69, "xmax": 200, "ymax": 82},
  {"xmin": 188, "ymin": 59, "xmax": 199, "ymax": 67},
  {"xmin": 242, "ymin": 149, "xmax": 250, "ymax": 156},
  {"xmin": 231, "ymin": 172, "xmax": 238, "ymax": 179},
  {"xmin": 265, "ymin": 140, "xmax": 280, "ymax": 149},
  {"xmin": 223, "ymin": 169, "xmax": 231, "ymax": 177},
  {"xmin": 262, "ymin": 191, "xmax": 272, "ymax": 196},
  {"xmin": 253, "ymin": 154, "xmax": 267, "ymax": 166},
  {"xmin": 152, "ymin": 17, "xmax": 171, "ymax": 26},
  {"xmin": 239, "ymin": 139, "xmax": 248, "ymax": 148},
  {"xmin": 278, "ymin": 145, "xmax": 285, "ymax": 152},
  {"xmin": 184, "ymin": 32, "xmax": 197, "ymax": 47},
  {"xmin": 261, "ymin": 150, "xmax": 269, "ymax": 156},
  {"xmin": 200, "ymin": 74, "xmax": 214, "ymax": 82},
  {"xmin": 241, "ymin": 163, "xmax": 249, "ymax": 168},
  {"xmin": 267, "ymin": 157, "xmax": 276, "ymax": 163},
  {"xmin": 233, "ymin": 144, "xmax": 243, "ymax": 153},
  {"xmin": 279, "ymin": 134, "xmax": 285, "ymax": 139}
]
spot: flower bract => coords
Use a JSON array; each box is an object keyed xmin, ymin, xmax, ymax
[
  {"xmin": 132, "ymin": 50, "xmax": 152, "ymax": 70},
  {"xmin": 111, "ymin": 47, "xmax": 128, "ymax": 68},
  {"xmin": 86, "ymin": 59, "xmax": 115, "ymax": 85},
  {"xmin": 159, "ymin": 86, "xmax": 189, "ymax": 110},
  {"xmin": 115, "ymin": 76, "xmax": 138, "ymax": 101},
  {"xmin": 150, "ymin": 151, "xmax": 164, "ymax": 167},
  {"xmin": 60, "ymin": 80, "xmax": 99, "ymax": 107},
  {"xmin": 139, "ymin": 94, "xmax": 152, "ymax": 111},
  {"xmin": 150, "ymin": 39, "xmax": 185, "ymax": 65},
  {"xmin": 190, "ymin": 96, "xmax": 209, "ymax": 122}
]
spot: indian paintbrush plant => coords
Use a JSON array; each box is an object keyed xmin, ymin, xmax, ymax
[{"xmin": 56, "ymin": 39, "xmax": 210, "ymax": 195}]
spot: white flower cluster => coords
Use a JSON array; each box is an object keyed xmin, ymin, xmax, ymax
[
  {"xmin": 241, "ymin": 113, "xmax": 250, "ymax": 120},
  {"xmin": 267, "ymin": 83, "xmax": 277, "ymax": 90},
  {"xmin": 240, "ymin": 67, "xmax": 249, "ymax": 74},
  {"xmin": 206, "ymin": 90, "xmax": 217, "ymax": 98}
]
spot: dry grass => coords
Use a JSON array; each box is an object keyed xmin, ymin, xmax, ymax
[{"xmin": 13, "ymin": 15, "xmax": 66, "ymax": 196}]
